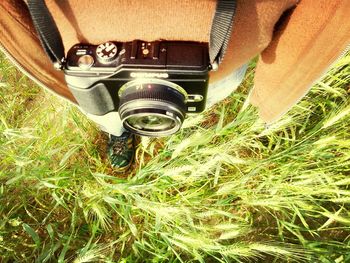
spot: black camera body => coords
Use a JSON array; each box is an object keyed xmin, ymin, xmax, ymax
[{"xmin": 64, "ymin": 40, "xmax": 210, "ymax": 136}]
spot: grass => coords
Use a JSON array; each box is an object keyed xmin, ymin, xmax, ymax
[{"xmin": 0, "ymin": 51, "xmax": 350, "ymax": 262}]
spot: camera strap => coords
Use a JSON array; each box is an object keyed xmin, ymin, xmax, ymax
[
  {"xmin": 27, "ymin": 0, "xmax": 236, "ymax": 69},
  {"xmin": 27, "ymin": 0, "xmax": 66, "ymax": 69},
  {"xmin": 209, "ymin": 1, "xmax": 237, "ymax": 65}
]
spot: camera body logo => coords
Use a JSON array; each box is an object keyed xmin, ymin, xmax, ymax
[{"xmin": 130, "ymin": 72, "xmax": 169, "ymax": 78}]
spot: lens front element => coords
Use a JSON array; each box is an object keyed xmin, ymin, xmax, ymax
[
  {"xmin": 128, "ymin": 114, "xmax": 175, "ymax": 131},
  {"xmin": 118, "ymin": 79, "xmax": 187, "ymax": 137}
]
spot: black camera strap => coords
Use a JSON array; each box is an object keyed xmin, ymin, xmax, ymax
[
  {"xmin": 209, "ymin": 1, "xmax": 237, "ymax": 65},
  {"xmin": 27, "ymin": 0, "xmax": 236, "ymax": 69},
  {"xmin": 27, "ymin": 0, "xmax": 66, "ymax": 69}
]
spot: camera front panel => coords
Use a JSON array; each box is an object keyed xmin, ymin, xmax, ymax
[{"xmin": 64, "ymin": 40, "xmax": 210, "ymax": 136}]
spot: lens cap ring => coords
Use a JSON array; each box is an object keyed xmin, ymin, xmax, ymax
[{"xmin": 118, "ymin": 79, "xmax": 186, "ymax": 137}]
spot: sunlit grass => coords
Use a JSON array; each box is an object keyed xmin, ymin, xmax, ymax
[{"xmin": 0, "ymin": 52, "xmax": 349, "ymax": 262}]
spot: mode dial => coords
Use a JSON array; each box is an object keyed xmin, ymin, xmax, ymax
[{"xmin": 96, "ymin": 42, "xmax": 118, "ymax": 63}]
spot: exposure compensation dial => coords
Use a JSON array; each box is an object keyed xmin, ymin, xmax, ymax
[{"xmin": 96, "ymin": 42, "xmax": 118, "ymax": 63}]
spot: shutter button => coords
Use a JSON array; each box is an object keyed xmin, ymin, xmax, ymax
[{"xmin": 78, "ymin": 55, "xmax": 94, "ymax": 70}]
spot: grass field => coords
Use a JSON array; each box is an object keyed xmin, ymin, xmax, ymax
[{"xmin": 0, "ymin": 52, "xmax": 350, "ymax": 262}]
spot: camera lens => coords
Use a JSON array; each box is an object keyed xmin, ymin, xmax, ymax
[{"xmin": 118, "ymin": 79, "xmax": 187, "ymax": 137}]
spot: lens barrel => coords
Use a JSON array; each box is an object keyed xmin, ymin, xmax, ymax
[{"xmin": 118, "ymin": 79, "xmax": 187, "ymax": 137}]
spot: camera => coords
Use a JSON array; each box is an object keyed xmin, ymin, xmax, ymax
[{"xmin": 64, "ymin": 40, "xmax": 210, "ymax": 137}]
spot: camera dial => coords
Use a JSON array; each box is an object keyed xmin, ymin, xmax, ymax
[{"xmin": 96, "ymin": 42, "xmax": 118, "ymax": 63}]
